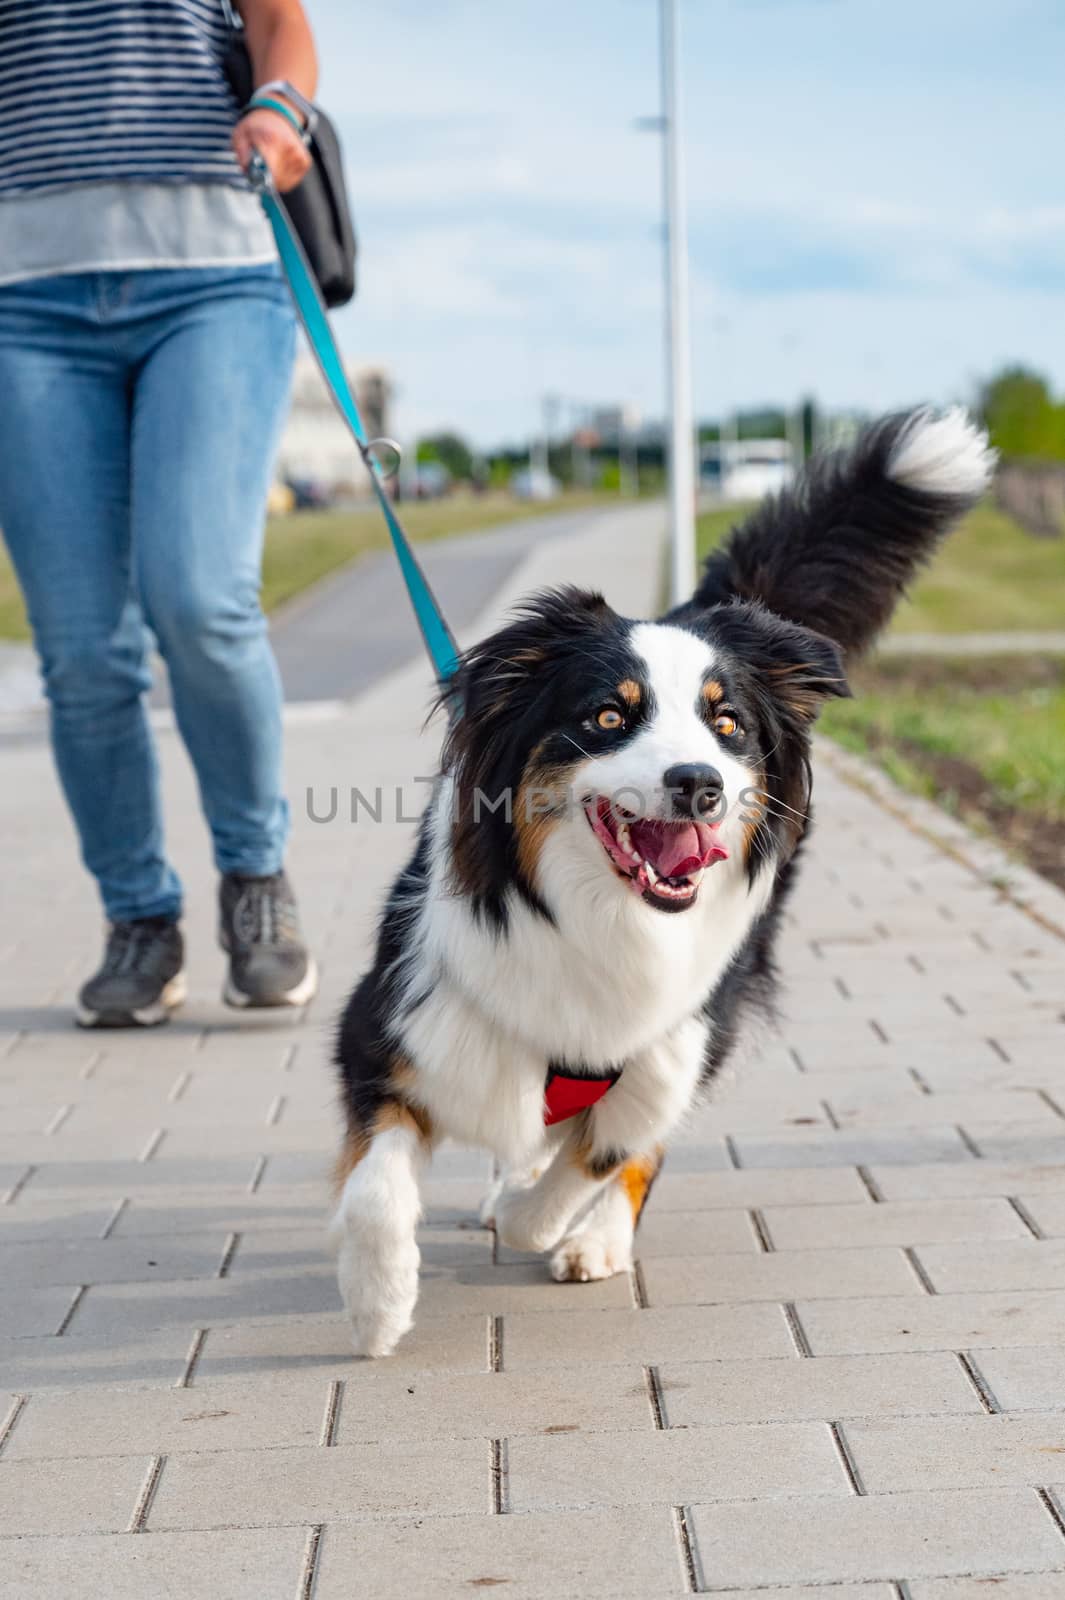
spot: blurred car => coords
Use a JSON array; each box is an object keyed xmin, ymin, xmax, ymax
[
  {"xmin": 413, "ymin": 462, "xmax": 452, "ymax": 499},
  {"xmin": 510, "ymin": 467, "xmax": 561, "ymax": 501},
  {"xmin": 286, "ymin": 476, "xmax": 333, "ymax": 510}
]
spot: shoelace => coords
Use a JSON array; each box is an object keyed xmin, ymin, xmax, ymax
[{"xmin": 231, "ymin": 880, "xmax": 299, "ymax": 949}]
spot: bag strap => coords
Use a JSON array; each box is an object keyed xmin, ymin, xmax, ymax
[{"xmin": 248, "ymin": 152, "xmax": 462, "ymax": 697}]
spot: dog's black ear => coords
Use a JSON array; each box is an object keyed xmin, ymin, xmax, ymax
[
  {"xmin": 708, "ymin": 601, "xmax": 851, "ymax": 722},
  {"xmin": 442, "ymin": 586, "xmax": 617, "ymax": 750}
]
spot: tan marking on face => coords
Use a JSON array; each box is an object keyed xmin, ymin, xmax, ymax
[
  {"xmin": 513, "ymin": 762, "xmax": 571, "ymax": 887},
  {"xmin": 616, "ymin": 679, "xmax": 642, "ymax": 709},
  {"xmin": 701, "ymin": 678, "xmax": 724, "ymax": 705},
  {"xmin": 618, "ymin": 1149, "xmax": 663, "ymax": 1224}
]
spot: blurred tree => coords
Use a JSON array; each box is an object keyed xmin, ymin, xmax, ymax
[
  {"xmin": 979, "ymin": 367, "xmax": 1065, "ymax": 461},
  {"xmin": 417, "ymin": 432, "xmax": 474, "ymax": 481}
]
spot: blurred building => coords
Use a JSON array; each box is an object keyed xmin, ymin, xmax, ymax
[{"xmin": 276, "ymin": 356, "xmax": 391, "ymax": 500}]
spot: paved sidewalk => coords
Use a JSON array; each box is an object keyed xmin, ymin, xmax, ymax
[{"xmin": 2, "ymin": 502, "xmax": 1065, "ymax": 1597}]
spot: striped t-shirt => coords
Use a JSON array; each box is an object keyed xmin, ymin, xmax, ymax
[{"xmin": 0, "ymin": 0, "xmax": 247, "ymax": 196}]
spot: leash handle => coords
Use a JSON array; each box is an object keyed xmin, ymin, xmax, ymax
[{"xmin": 248, "ymin": 151, "xmax": 462, "ymax": 694}]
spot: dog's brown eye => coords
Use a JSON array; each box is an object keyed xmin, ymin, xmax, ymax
[
  {"xmin": 714, "ymin": 712, "xmax": 739, "ymax": 738},
  {"xmin": 596, "ymin": 707, "xmax": 625, "ymax": 731}
]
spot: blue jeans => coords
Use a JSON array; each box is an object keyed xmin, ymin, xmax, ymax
[{"xmin": 0, "ymin": 265, "xmax": 296, "ymax": 923}]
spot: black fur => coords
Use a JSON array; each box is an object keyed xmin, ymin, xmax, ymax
[
  {"xmin": 337, "ymin": 410, "xmax": 988, "ymax": 1166},
  {"xmin": 670, "ymin": 410, "xmax": 979, "ymax": 659}
]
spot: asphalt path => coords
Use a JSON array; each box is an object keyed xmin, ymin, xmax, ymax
[{"xmin": 268, "ymin": 504, "xmax": 612, "ymax": 703}]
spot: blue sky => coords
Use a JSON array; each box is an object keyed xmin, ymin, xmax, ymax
[{"xmin": 309, "ymin": 0, "xmax": 1064, "ymax": 448}]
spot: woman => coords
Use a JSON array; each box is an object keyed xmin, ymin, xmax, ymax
[{"xmin": 0, "ymin": 0, "xmax": 320, "ymax": 1026}]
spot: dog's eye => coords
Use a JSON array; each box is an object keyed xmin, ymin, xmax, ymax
[
  {"xmin": 595, "ymin": 707, "xmax": 625, "ymax": 731},
  {"xmin": 714, "ymin": 712, "xmax": 739, "ymax": 738}
]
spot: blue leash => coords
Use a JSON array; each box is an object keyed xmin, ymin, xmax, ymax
[{"xmin": 248, "ymin": 153, "xmax": 461, "ymax": 693}]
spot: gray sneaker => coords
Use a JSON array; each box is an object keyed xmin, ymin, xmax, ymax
[
  {"xmin": 219, "ymin": 870, "xmax": 318, "ymax": 1009},
  {"xmin": 77, "ymin": 917, "xmax": 186, "ymax": 1029}
]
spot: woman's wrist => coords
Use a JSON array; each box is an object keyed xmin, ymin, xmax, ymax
[
  {"xmin": 243, "ymin": 93, "xmax": 307, "ymax": 142},
  {"xmin": 249, "ymin": 79, "xmax": 317, "ymax": 135}
]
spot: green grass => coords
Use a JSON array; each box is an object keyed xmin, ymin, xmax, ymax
[
  {"xmin": 696, "ymin": 497, "xmax": 1065, "ymax": 636},
  {"xmin": 821, "ymin": 656, "xmax": 1065, "ymax": 822},
  {"xmin": 0, "ymin": 491, "xmax": 614, "ymax": 642}
]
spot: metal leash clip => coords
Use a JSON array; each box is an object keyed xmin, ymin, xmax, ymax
[{"xmin": 364, "ymin": 438, "xmax": 403, "ymax": 480}]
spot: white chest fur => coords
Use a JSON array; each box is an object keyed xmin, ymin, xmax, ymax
[{"xmin": 395, "ymin": 788, "xmax": 774, "ymax": 1162}]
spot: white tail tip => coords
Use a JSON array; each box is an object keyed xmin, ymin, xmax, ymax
[{"xmin": 887, "ymin": 406, "xmax": 997, "ymax": 498}]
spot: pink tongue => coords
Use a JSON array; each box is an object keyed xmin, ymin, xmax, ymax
[{"xmin": 629, "ymin": 819, "xmax": 726, "ymax": 877}]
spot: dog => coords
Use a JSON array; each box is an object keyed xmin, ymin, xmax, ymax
[{"xmin": 331, "ymin": 406, "xmax": 994, "ymax": 1357}]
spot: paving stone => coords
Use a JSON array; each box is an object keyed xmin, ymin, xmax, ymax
[
  {"xmin": 232, "ymin": 1224, "xmax": 491, "ymax": 1273},
  {"xmin": 0, "ymin": 1199, "xmax": 116, "ymax": 1242},
  {"xmin": 915, "ymin": 1239, "xmax": 1065, "ymax": 1294},
  {"xmin": 60, "ymin": 1264, "xmax": 344, "ymax": 1336},
  {"xmin": 414, "ymin": 1262, "xmax": 635, "ymax": 1316},
  {"xmin": 827, "ymin": 1090, "xmax": 1059, "ymax": 1128},
  {"xmin": 148, "ymin": 1437, "xmax": 487, "ymax": 1528},
  {"xmin": 0, "ymin": 1232, "xmax": 227, "ymax": 1288},
  {"xmin": 0, "ymin": 1327, "xmax": 190, "ymax": 1391},
  {"xmin": 965, "ymin": 1129, "xmax": 1065, "ymax": 1165},
  {"xmin": 909, "ymin": 1576, "xmax": 1065, "ymax": 1599},
  {"xmin": 843, "ymin": 1411, "xmax": 1065, "ymax": 1492},
  {"xmin": 21, "ymin": 1157, "xmax": 261, "ymax": 1195},
  {"xmin": 334, "ymin": 1364, "xmax": 651, "ymax": 1443},
  {"xmin": 708, "ymin": 1590, "xmax": 897, "ymax": 1600},
  {"xmin": 641, "ymin": 1245, "xmax": 918, "ymax": 1306},
  {"xmin": 109, "ymin": 1191, "xmax": 329, "ymax": 1236},
  {"xmin": 0, "ymin": 1528, "xmax": 306, "ymax": 1599},
  {"xmin": 311, "ymin": 1507, "xmax": 682, "ymax": 1599},
  {"xmin": 870, "ymin": 1162, "xmax": 1065, "ymax": 1201},
  {"xmin": 797, "ymin": 1291, "xmax": 1065, "ymax": 1356},
  {"xmin": 194, "ymin": 1310, "xmax": 491, "ymax": 1381},
  {"xmin": 646, "ymin": 1166, "xmax": 869, "ymax": 1210},
  {"xmin": 503, "ymin": 1303, "xmax": 795, "ymax": 1369},
  {"xmin": 0, "ymin": 1164, "xmax": 29, "ymax": 1201},
  {"xmin": 0, "ymin": 1283, "xmax": 80, "ymax": 1340},
  {"xmin": 0, "ymin": 1453, "xmax": 148, "ymax": 1536},
  {"xmin": 762, "ymin": 1197, "xmax": 1028, "ymax": 1250},
  {"xmin": 3, "ymin": 1373, "xmax": 330, "ymax": 1459},
  {"xmin": 657, "ymin": 1351, "xmax": 982, "ymax": 1427},
  {"xmin": 508, "ymin": 1419, "xmax": 848, "ymax": 1511},
  {"xmin": 732, "ymin": 1126, "xmax": 973, "ymax": 1168},
  {"xmin": 687, "ymin": 1488, "xmax": 1065, "ymax": 1588},
  {"xmin": 974, "ymin": 1347, "xmax": 1065, "ymax": 1413},
  {"xmin": 1019, "ymin": 1193, "xmax": 1065, "ymax": 1238}
]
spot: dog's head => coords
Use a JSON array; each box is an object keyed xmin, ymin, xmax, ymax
[{"xmin": 440, "ymin": 586, "xmax": 848, "ymax": 926}]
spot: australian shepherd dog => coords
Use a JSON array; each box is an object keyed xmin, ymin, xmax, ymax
[{"xmin": 331, "ymin": 407, "xmax": 994, "ymax": 1357}]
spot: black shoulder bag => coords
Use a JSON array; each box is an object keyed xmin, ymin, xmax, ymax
[{"xmin": 220, "ymin": 4, "xmax": 357, "ymax": 308}]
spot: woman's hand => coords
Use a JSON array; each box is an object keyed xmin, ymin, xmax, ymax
[{"xmin": 232, "ymin": 106, "xmax": 311, "ymax": 192}]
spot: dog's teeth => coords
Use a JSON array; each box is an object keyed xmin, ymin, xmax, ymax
[
  {"xmin": 617, "ymin": 822, "xmax": 632, "ymax": 853},
  {"xmin": 644, "ymin": 861, "xmax": 658, "ymax": 885}
]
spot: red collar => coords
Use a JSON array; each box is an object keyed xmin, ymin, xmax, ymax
[{"xmin": 543, "ymin": 1067, "xmax": 621, "ymax": 1126}]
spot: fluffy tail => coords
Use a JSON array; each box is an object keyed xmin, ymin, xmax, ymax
[{"xmin": 672, "ymin": 407, "xmax": 996, "ymax": 658}]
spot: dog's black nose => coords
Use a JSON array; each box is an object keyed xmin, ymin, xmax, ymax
[{"xmin": 663, "ymin": 763, "xmax": 723, "ymax": 819}]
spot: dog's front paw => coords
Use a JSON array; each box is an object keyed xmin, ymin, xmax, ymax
[
  {"xmin": 335, "ymin": 1234, "xmax": 420, "ymax": 1360},
  {"xmin": 550, "ymin": 1229, "xmax": 632, "ymax": 1283},
  {"xmin": 495, "ymin": 1189, "xmax": 564, "ymax": 1254}
]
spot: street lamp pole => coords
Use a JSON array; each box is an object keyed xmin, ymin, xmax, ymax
[{"xmin": 659, "ymin": 0, "xmax": 696, "ymax": 605}]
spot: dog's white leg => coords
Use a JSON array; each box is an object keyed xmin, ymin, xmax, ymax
[
  {"xmin": 498, "ymin": 1019, "xmax": 703, "ymax": 1261},
  {"xmin": 550, "ymin": 1153, "xmax": 661, "ymax": 1282},
  {"xmin": 328, "ymin": 1119, "xmax": 428, "ymax": 1359}
]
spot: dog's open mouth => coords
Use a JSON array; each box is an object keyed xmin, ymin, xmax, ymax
[{"xmin": 585, "ymin": 797, "xmax": 729, "ymax": 912}]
